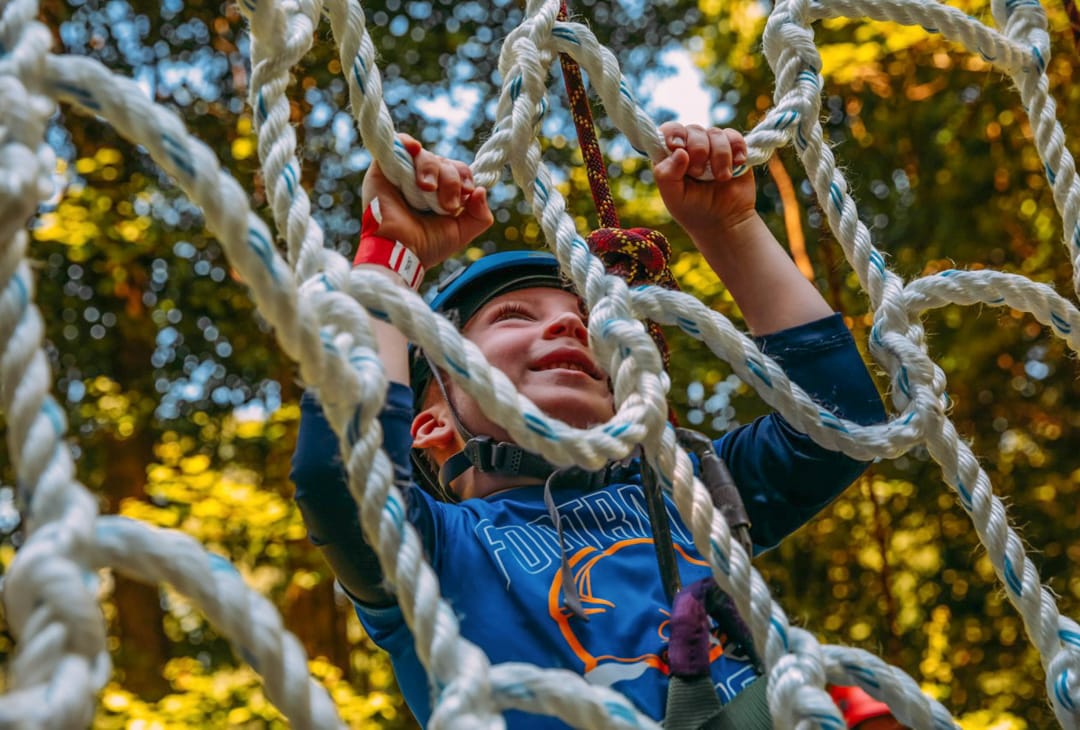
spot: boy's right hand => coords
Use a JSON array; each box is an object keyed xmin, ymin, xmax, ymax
[
  {"xmin": 360, "ymin": 134, "xmax": 493, "ymax": 269},
  {"xmin": 653, "ymin": 123, "xmax": 755, "ymax": 243}
]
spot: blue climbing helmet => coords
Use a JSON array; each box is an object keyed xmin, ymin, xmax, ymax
[{"xmin": 409, "ymin": 249, "xmax": 578, "ymax": 500}]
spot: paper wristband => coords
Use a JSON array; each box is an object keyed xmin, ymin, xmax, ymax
[{"xmin": 354, "ymin": 204, "xmax": 425, "ymax": 290}]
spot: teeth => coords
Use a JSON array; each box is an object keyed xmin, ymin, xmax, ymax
[{"xmin": 543, "ymin": 362, "xmax": 586, "ymax": 373}]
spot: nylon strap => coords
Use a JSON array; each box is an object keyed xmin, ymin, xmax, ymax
[
  {"xmin": 705, "ymin": 678, "xmax": 772, "ymax": 730},
  {"xmin": 641, "ymin": 461, "xmax": 682, "ymax": 603},
  {"xmin": 664, "ymin": 676, "xmax": 772, "ymax": 730},
  {"xmin": 544, "ymin": 470, "xmax": 589, "ymax": 620},
  {"xmin": 675, "ymin": 428, "xmax": 754, "ymax": 559}
]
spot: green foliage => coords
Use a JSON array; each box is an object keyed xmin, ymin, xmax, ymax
[
  {"xmin": 94, "ymin": 656, "xmax": 404, "ymax": 728},
  {"xmin": 2, "ymin": 0, "xmax": 1078, "ymax": 727}
]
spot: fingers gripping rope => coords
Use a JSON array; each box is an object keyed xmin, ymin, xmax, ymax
[{"xmin": 4, "ymin": 0, "xmax": 1080, "ymax": 729}]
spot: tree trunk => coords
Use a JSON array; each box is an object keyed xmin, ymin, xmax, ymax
[
  {"xmin": 102, "ymin": 265, "xmax": 171, "ymax": 699},
  {"xmin": 104, "ymin": 427, "xmax": 171, "ymax": 699},
  {"xmin": 283, "ymin": 575, "xmax": 351, "ymax": 672}
]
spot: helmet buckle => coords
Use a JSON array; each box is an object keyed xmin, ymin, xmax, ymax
[{"xmin": 465, "ymin": 436, "xmax": 525, "ymax": 475}]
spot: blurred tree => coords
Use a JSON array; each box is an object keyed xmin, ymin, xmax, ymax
[{"xmin": 1, "ymin": 0, "xmax": 1078, "ymax": 727}]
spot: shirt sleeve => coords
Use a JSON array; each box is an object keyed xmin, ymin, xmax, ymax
[
  {"xmin": 290, "ymin": 384, "xmax": 439, "ymax": 604},
  {"xmin": 713, "ymin": 313, "xmax": 885, "ymax": 551}
]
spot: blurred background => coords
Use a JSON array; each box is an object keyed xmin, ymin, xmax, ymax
[{"xmin": 2, "ymin": 0, "xmax": 1079, "ymax": 726}]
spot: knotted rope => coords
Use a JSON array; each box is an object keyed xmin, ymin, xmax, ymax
[{"xmin": 556, "ymin": 0, "xmax": 679, "ymax": 372}]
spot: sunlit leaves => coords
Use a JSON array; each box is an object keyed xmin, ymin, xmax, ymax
[
  {"xmin": 957, "ymin": 710, "xmax": 1027, "ymax": 729},
  {"xmin": 94, "ymin": 656, "xmax": 403, "ymax": 728},
  {"xmin": 671, "ymin": 250, "xmax": 724, "ymax": 301},
  {"xmin": 122, "ymin": 422, "xmax": 306, "ymax": 557},
  {"xmin": 231, "ymin": 115, "xmax": 256, "ymax": 161}
]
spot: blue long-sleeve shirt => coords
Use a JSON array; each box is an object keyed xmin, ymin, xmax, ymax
[{"xmin": 291, "ymin": 313, "xmax": 884, "ymax": 728}]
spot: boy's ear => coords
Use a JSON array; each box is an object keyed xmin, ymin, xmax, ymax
[{"xmin": 411, "ymin": 400, "xmax": 459, "ymax": 456}]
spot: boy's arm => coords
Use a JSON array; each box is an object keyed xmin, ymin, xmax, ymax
[
  {"xmin": 292, "ymin": 373, "xmax": 446, "ymax": 606},
  {"xmin": 687, "ymin": 213, "xmax": 832, "ymax": 335},
  {"xmin": 292, "ymin": 390, "xmax": 401, "ymax": 607},
  {"xmin": 714, "ymin": 313, "xmax": 885, "ymax": 550},
  {"xmin": 653, "ymin": 124, "xmax": 884, "ymax": 547},
  {"xmin": 653, "ymin": 123, "xmax": 832, "ymax": 335},
  {"xmin": 358, "ymin": 133, "xmax": 493, "ymax": 385},
  {"xmin": 291, "ymin": 137, "xmax": 492, "ymax": 602}
]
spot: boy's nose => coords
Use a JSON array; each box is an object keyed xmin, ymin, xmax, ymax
[{"xmin": 544, "ymin": 311, "xmax": 588, "ymax": 344}]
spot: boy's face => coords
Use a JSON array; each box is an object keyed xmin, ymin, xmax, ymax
[{"xmin": 452, "ymin": 286, "xmax": 615, "ymax": 438}]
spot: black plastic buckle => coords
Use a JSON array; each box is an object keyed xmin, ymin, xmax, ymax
[{"xmin": 464, "ymin": 436, "xmax": 522, "ymax": 474}]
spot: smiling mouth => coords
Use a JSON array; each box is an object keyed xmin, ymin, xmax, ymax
[
  {"xmin": 537, "ymin": 361, "xmax": 591, "ymax": 375},
  {"xmin": 530, "ymin": 358, "xmax": 604, "ymax": 380}
]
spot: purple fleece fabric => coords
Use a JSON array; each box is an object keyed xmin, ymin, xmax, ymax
[{"xmin": 668, "ymin": 579, "xmax": 712, "ymax": 677}]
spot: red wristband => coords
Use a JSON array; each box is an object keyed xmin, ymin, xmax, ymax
[{"xmin": 354, "ymin": 202, "xmax": 425, "ymax": 290}]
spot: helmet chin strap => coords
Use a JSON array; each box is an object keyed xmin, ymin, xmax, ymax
[
  {"xmin": 424, "ymin": 352, "xmax": 566, "ymax": 494},
  {"xmin": 439, "ymin": 436, "xmax": 561, "ymax": 490}
]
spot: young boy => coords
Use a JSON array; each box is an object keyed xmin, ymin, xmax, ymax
[{"xmin": 291, "ymin": 124, "xmax": 885, "ymax": 728}]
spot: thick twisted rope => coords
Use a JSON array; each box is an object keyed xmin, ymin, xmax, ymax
[
  {"xmin": 1, "ymin": 0, "xmax": 1079, "ymax": 728},
  {"xmin": 0, "ymin": 3, "xmax": 109, "ymax": 726}
]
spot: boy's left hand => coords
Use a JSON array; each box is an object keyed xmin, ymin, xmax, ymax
[{"xmin": 654, "ymin": 123, "xmax": 756, "ymax": 240}]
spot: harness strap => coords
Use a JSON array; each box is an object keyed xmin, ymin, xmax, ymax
[
  {"xmin": 704, "ymin": 678, "xmax": 772, "ymax": 730},
  {"xmin": 675, "ymin": 428, "xmax": 754, "ymax": 558},
  {"xmin": 642, "ymin": 461, "xmax": 683, "ymax": 603},
  {"xmin": 437, "ymin": 451, "xmax": 475, "ymax": 492},
  {"xmin": 664, "ymin": 675, "xmax": 724, "ymax": 730},
  {"xmin": 704, "ymin": 584, "xmax": 764, "ymax": 672},
  {"xmin": 544, "ymin": 469, "xmax": 589, "ymax": 620},
  {"xmin": 664, "ymin": 676, "xmax": 771, "ymax": 730},
  {"xmin": 668, "ymin": 579, "xmax": 712, "ymax": 676},
  {"xmin": 464, "ymin": 436, "xmax": 555, "ymax": 478},
  {"xmin": 665, "ymin": 574, "xmax": 766, "ymax": 729}
]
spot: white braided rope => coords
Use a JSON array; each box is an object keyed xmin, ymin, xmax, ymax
[
  {"xmin": 0, "ymin": 4, "xmax": 349, "ymax": 724},
  {"xmin": 0, "ymin": 3, "xmax": 107, "ymax": 727},
  {"xmin": 0, "ymin": 0, "xmax": 1078, "ymax": 727},
  {"xmin": 90, "ymin": 517, "xmax": 345, "ymax": 729},
  {"xmin": 245, "ymin": 0, "xmax": 327, "ymax": 281}
]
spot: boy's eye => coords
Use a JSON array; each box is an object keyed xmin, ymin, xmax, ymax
[{"xmin": 493, "ymin": 303, "xmax": 533, "ymax": 321}]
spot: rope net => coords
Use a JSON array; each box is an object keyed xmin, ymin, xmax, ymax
[{"xmin": 1, "ymin": 0, "xmax": 1078, "ymax": 727}]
